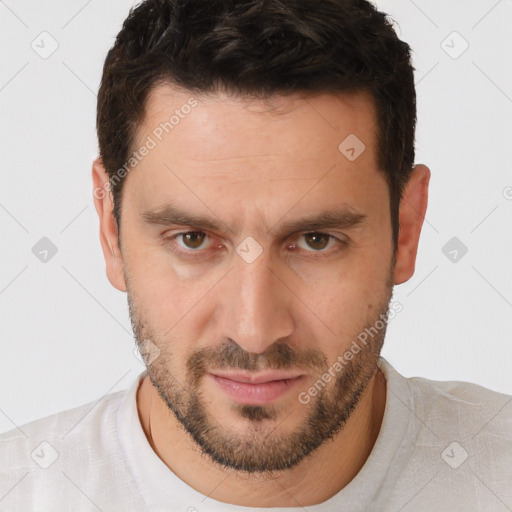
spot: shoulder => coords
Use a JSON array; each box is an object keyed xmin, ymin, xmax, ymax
[
  {"xmin": 0, "ymin": 388, "xmax": 126, "ymax": 470},
  {"xmin": 380, "ymin": 358, "xmax": 512, "ymax": 468},
  {"xmin": 378, "ymin": 360, "xmax": 512, "ymax": 508},
  {"xmin": 0, "ymin": 387, "xmax": 135, "ymax": 510},
  {"xmin": 409, "ymin": 373, "xmax": 512, "ymax": 437},
  {"xmin": 410, "ymin": 373, "xmax": 512, "ymax": 475},
  {"xmin": 379, "ymin": 358, "xmax": 512, "ymax": 437}
]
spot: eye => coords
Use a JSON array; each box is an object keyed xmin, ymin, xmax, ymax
[
  {"xmin": 163, "ymin": 230, "xmax": 224, "ymax": 259},
  {"xmin": 294, "ymin": 232, "xmax": 343, "ymax": 252},
  {"xmin": 175, "ymin": 231, "xmax": 210, "ymax": 250}
]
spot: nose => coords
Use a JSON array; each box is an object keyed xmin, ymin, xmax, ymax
[{"xmin": 216, "ymin": 249, "xmax": 295, "ymax": 354}]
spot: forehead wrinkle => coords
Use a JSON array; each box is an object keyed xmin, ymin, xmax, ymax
[{"xmin": 183, "ymin": 152, "xmax": 283, "ymax": 163}]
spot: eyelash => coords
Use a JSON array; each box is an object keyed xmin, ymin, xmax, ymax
[{"xmin": 163, "ymin": 231, "xmax": 348, "ymax": 259}]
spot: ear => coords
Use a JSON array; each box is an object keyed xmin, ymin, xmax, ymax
[
  {"xmin": 92, "ymin": 158, "xmax": 127, "ymax": 292},
  {"xmin": 393, "ymin": 164, "xmax": 430, "ymax": 285}
]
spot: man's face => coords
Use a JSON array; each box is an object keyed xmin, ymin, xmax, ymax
[{"xmin": 116, "ymin": 86, "xmax": 395, "ymax": 472}]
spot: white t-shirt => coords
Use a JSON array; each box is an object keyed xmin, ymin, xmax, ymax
[{"xmin": 1, "ymin": 358, "xmax": 511, "ymax": 511}]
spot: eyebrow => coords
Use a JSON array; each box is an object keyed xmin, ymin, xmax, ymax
[
  {"xmin": 141, "ymin": 204, "xmax": 229, "ymax": 232},
  {"xmin": 271, "ymin": 208, "xmax": 367, "ymax": 237},
  {"xmin": 141, "ymin": 204, "xmax": 367, "ymax": 237}
]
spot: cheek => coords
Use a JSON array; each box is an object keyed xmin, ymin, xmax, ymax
[
  {"xmin": 126, "ymin": 252, "xmax": 223, "ymax": 342},
  {"xmin": 296, "ymin": 246, "xmax": 391, "ymax": 343}
]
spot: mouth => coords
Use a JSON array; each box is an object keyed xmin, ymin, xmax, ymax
[{"xmin": 207, "ymin": 370, "xmax": 306, "ymax": 406}]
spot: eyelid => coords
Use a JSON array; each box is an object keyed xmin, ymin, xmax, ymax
[
  {"xmin": 295, "ymin": 233, "xmax": 336, "ymax": 250},
  {"xmin": 169, "ymin": 230, "xmax": 215, "ymax": 250},
  {"xmin": 163, "ymin": 230, "xmax": 348, "ymax": 258},
  {"xmin": 289, "ymin": 232, "xmax": 349, "ymax": 253}
]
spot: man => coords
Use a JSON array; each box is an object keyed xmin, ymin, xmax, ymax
[{"xmin": 1, "ymin": 0, "xmax": 510, "ymax": 510}]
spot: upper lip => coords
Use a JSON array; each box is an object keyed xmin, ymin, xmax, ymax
[{"xmin": 209, "ymin": 371, "xmax": 304, "ymax": 384}]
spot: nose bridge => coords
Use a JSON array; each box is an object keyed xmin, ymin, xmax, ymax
[{"xmin": 219, "ymin": 251, "xmax": 294, "ymax": 354}]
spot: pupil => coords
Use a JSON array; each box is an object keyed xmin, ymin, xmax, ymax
[
  {"xmin": 306, "ymin": 233, "xmax": 328, "ymax": 250},
  {"xmin": 183, "ymin": 232, "xmax": 205, "ymax": 248}
]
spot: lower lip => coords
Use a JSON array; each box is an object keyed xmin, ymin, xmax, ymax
[{"xmin": 209, "ymin": 374, "xmax": 305, "ymax": 406}]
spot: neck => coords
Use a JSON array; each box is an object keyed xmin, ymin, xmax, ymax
[{"xmin": 137, "ymin": 369, "xmax": 386, "ymax": 507}]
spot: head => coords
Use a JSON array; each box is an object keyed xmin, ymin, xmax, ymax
[{"xmin": 93, "ymin": 0, "xmax": 429, "ymax": 473}]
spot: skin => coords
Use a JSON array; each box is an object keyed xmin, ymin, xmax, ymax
[{"xmin": 92, "ymin": 85, "xmax": 430, "ymax": 506}]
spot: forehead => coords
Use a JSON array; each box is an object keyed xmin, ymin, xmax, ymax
[
  {"xmin": 134, "ymin": 84, "xmax": 378, "ymax": 169},
  {"xmin": 124, "ymin": 85, "xmax": 384, "ymax": 222}
]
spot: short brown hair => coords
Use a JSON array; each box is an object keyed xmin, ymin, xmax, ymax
[{"xmin": 97, "ymin": 0, "xmax": 416, "ymax": 251}]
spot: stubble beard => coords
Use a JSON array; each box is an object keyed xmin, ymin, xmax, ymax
[{"xmin": 128, "ymin": 286, "xmax": 392, "ymax": 475}]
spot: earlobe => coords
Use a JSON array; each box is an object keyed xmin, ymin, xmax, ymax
[
  {"xmin": 393, "ymin": 164, "xmax": 430, "ymax": 285},
  {"xmin": 92, "ymin": 158, "xmax": 127, "ymax": 293}
]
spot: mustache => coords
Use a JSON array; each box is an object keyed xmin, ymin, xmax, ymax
[{"xmin": 186, "ymin": 340, "xmax": 327, "ymax": 383}]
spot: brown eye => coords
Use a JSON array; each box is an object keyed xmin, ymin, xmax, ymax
[
  {"xmin": 303, "ymin": 232, "xmax": 330, "ymax": 251},
  {"xmin": 181, "ymin": 232, "xmax": 206, "ymax": 249}
]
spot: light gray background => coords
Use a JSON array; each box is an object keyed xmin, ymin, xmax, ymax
[{"xmin": 1, "ymin": 0, "xmax": 511, "ymax": 434}]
